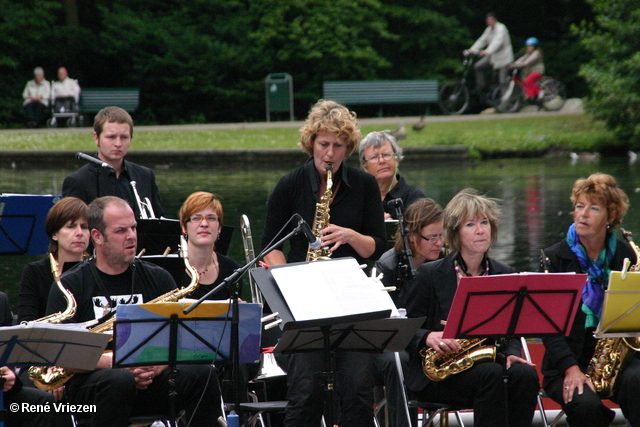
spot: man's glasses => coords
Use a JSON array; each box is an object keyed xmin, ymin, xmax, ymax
[
  {"xmin": 420, "ymin": 234, "xmax": 444, "ymax": 244},
  {"xmin": 188, "ymin": 215, "xmax": 219, "ymax": 224},
  {"xmin": 365, "ymin": 153, "xmax": 396, "ymax": 164}
]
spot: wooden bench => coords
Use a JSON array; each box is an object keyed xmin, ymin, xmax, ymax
[
  {"xmin": 323, "ymin": 80, "xmax": 438, "ymax": 114},
  {"xmin": 80, "ymin": 88, "xmax": 140, "ymax": 114}
]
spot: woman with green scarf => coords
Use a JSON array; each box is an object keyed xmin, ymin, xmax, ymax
[{"xmin": 540, "ymin": 173, "xmax": 640, "ymax": 427}]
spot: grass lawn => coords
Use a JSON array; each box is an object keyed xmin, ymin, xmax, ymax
[{"xmin": 0, "ymin": 113, "xmax": 617, "ymax": 157}]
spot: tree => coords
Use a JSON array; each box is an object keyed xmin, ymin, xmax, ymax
[{"xmin": 575, "ymin": 0, "xmax": 640, "ymax": 146}]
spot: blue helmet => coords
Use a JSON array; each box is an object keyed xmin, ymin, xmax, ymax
[{"xmin": 526, "ymin": 37, "xmax": 539, "ymax": 46}]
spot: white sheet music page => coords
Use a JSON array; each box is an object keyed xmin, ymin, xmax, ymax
[{"xmin": 270, "ymin": 257, "xmax": 398, "ymax": 321}]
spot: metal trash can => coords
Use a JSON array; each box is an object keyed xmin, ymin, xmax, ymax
[{"xmin": 265, "ymin": 73, "xmax": 294, "ymax": 122}]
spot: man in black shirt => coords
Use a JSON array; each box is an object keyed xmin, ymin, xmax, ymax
[
  {"xmin": 62, "ymin": 107, "xmax": 164, "ymax": 219},
  {"xmin": 46, "ymin": 196, "xmax": 220, "ymax": 427}
]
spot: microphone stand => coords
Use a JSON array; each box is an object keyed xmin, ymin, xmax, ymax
[{"xmin": 183, "ymin": 216, "xmax": 310, "ymax": 422}]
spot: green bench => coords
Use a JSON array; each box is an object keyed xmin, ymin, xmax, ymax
[
  {"xmin": 322, "ymin": 80, "xmax": 438, "ymax": 115},
  {"xmin": 80, "ymin": 88, "xmax": 140, "ymax": 114}
]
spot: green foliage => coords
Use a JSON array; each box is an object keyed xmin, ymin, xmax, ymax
[{"xmin": 574, "ymin": 0, "xmax": 640, "ymax": 146}]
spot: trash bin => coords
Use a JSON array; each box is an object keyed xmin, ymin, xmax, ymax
[{"xmin": 265, "ymin": 73, "xmax": 294, "ymax": 122}]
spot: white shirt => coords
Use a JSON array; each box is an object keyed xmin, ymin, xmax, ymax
[
  {"xmin": 469, "ymin": 21, "xmax": 514, "ymax": 69},
  {"xmin": 52, "ymin": 77, "xmax": 81, "ymax": 102}
]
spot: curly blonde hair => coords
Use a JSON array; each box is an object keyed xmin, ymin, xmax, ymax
[
  {"xmin": 570, "ymin": 173, "xmax": 628, "ymax": 229},
  {"xmin": 298, "ymin": 100, "xmax": 361, "ymax": 157}
]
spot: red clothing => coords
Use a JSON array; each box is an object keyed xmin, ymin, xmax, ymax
[{"xmin": 524, "ymin": 72, "xmax": 543, "ymax": 99}]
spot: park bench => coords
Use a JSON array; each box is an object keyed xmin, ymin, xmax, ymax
[
  {"xmin": 322, "ymin": 80, "xmax": 438, "ymax": 115},
  {"xmin": 80, "ymin": 88, "xmax": 140, "ymax": 114}
]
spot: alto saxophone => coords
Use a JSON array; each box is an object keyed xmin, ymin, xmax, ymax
[
  {"xmin": 306, "ymin": 164, "xmax": 333, "ymax": 261},
  {"xmin": 31, "ymin": 236, "xmax": 200, "ymax": 390},
  {"xmin": 28, "ymin": 254, "xmax": 78, "ymax": 391},
  {"xmin": 586, "ymin": 228, "xmax": 640, "ymax": 398},
  {"xmin": 420, "ymin": 338, "xmax": 496, "ymax": 381}
]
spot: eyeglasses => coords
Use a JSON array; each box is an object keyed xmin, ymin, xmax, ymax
[
  {"xmin": 420, "ymin": 234, "xmax": 444, "ymax": 244},
  {"xmin": 365, "ymin": 153, "xmax": 396, "ymax": 164},
  {"xmin": 188, "ymin": 215, "xmax": 219, "ymax": 224}
]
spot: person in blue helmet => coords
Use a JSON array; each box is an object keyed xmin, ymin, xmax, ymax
[{"xmin": 510, "ymin": 37, "xmax": 545, "ymax": 102}]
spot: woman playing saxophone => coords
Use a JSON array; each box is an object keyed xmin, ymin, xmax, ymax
[
  {"xmin": 261, "ymin": 99, "xmax": 386, "ymax": 427},
  {"xmin": 405, "ymin": 188, "xmax": 539, "ymax": 427},
  {"xmin": 540, "ymin": 173, "xmax": 640, "ymax": 427}
]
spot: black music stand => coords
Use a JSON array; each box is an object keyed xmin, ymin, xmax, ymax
[
  {"xmin": 441, "ymin": 272, "xmax": 587, "ymax": 426},
  {"xmin": 136, "ymin": 219, "xmax": 234, "ymax": 256},
  {"xmin": 113, "ymin": 301, "xmax": 261, "ymax": 425},
  {"xmin": 251, "ymin": 260, "xmax": 423, "ymax": 427}
]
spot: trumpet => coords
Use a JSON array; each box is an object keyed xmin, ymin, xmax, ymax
[{"xmin": 130, "ymin": 180, "xmax": 156, "ymax": 219}]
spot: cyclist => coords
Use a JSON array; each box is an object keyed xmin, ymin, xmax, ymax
[
  {"xmin": 464, "ymin": 12, "xmax": 514, "ymax": 94},
  {"xmin": 510, "ymin": 37, "xmax": 545, "ymax": 103}
]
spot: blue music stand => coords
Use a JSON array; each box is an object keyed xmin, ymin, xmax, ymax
[{"xmin": 0, "ymin": 194, "xmax": 58, "ymax": 255}]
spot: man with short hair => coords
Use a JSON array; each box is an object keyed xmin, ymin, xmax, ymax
[
  {"xmin": 62, "ymin": 107, "xmax": 164, "ymax": 218},
  {"xmin": 466, "ymin": 12, "xmax": 514, "ymax": 93},
  {"xmin": 22, "ymin": 67, "xmax": 51, "ymax": 128},
  {"xmin": 45, "ymin": 196, "xmax": 221, "ymax": 427}
]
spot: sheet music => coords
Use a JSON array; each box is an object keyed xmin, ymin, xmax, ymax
[{"xmin": 271, "ymin": 258, "xmax": 398, "ymax": 321}]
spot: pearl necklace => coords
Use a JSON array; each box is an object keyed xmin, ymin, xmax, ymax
[{"xmin": 454, "ymin": 256, "xmax": 489, "ymax": 279}]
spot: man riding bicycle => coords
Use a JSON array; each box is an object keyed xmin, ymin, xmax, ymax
[{"xmin": 464, "ymin": 12, "xmax": 513, "ymax": 94}]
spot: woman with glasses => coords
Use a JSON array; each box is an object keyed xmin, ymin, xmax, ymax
[
  {"xmin": 404, "ymin": 188, "xmax": 539, "ymax": 427},
  {"xmin": 359, "ymin": 131, "xmax": 424, "ymax": 219},
  {"xmin": 373, "ymin": 197, "xmax": 444, "ymax": 427},
  {"xmin": 178, "ymin": 191, "xmax": 240, "ymax": 300}
]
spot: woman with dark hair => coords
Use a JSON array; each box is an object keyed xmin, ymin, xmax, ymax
[
  {"xmin": 373, "ymin": 197, "xmax": 443, "ymax": 427},
  {"xmin": 18, "ymin": 197, "xmax": 89, "ymax": 323},
  {"xmin": 178, "ymin": 191, "xmax": 241, "ymax": 300},
  {"xmin": 405, "ymin": 188, "xmax": 539, "ymax": 427},
  {"xmin": 541, "ymin": 173, "xmax": 640, "ymax": 427}
]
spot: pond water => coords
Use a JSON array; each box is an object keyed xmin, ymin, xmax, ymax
[{"xmin": 2, "ymin": 155, "xmax": 640, "ymax": 310}]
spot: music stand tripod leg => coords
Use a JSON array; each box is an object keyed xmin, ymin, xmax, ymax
[{"xmin": 320, "ymin": 325, "xmax": 336, "ymax": 427}]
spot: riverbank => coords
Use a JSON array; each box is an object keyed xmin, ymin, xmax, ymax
[{"xmin": 0, "ymin": 109, "xmax": 619, "ymax": 165}]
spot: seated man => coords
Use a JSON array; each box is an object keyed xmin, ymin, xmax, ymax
[
  {"xmin": 22, "ymin": 67, "xmax": 51, "ymax": 128},
  {"xmin": 45, "ymin": 196, "xmax": 222, "ymax": 427},
  {"xmin": 51, "ymin": 67, "xmax": 80, "ymax": 113},
  {"xmin": 0, "ymin": 291, "xmax": 67, "ymax": 426}
]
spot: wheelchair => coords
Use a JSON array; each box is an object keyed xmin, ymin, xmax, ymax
[{"xmin": 46, "ymin": 96, "xmax": 84, "ymax": 127}]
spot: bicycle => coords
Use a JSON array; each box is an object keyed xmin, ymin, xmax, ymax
[
  {"xmin": 491, "ymin": 68, "xmax": 566, "ymax": 113},
  {"xmin": 438, "ymin": 53, "xmax": 497, "ymax": 115}
]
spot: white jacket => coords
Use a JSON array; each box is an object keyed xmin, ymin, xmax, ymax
[
  {"xmin": 469, "ymin": 21, "xmax": 514, "ymax": 69},
  {"xmin": 52, "ymin": 77, "xmax": 81, "ymax": 102}
]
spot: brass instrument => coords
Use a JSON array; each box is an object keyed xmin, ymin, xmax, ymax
[
  {"xmin": 306, "ymin": 164, "xmax": 333, "ymax": 261},
  {"xmin": 28, "ymin": 254, "xmax": 78, "ymax": 391},
  {"xmin": 31, "ymin": 236, "xmax": 199, "ymax": 390},
  {"xmin": 420, "ymin": 338, "xmax": 496, "ymax": 381},
  {"xmin": 241, "ymin": 214, "xmax": 263, "ymax": 305},
  {"xmin": 130, "ymin": 180, "xmax": 156, "ymax": 219},
  {"xmin": 586, "ymin": 228, "xmax": 640, "ymax": 398}
]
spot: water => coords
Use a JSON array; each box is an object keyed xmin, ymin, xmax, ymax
[{"xmin": 3, "ymin": 155, "xmax": 640, "ymax": 311}]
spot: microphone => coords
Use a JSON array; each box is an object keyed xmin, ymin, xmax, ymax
[
  {"xmin": 76, "ymin": 152, "xmax": 114, "ymax": 170},
  {"xmin": 386, "ymin": 198, "xmax": 404, "ymax": 210},
  {"xmin": 294, "ymin": 214, "xmax": 322, "ymax": 250}
]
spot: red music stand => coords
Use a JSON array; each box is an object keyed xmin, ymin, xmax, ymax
[{"xmin": 442, "ymin": 273, "xmax": 587, "ymax": 340}]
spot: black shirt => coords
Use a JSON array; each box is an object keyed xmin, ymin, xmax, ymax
[
  {"xmin": 384, "ymin": 174, "xmax": 425, "ymax": 219},
  {"xmin": 261, "ymin": 158, "xmax": 387, "ymax": 264},
  {"xmin": 45, "ymin": 258, "xmax": 176, "ymax": 323},
  {"xmin": 179, "ymin": 252, "xmax": 242, "ymax": 301},
  {"xmin": 62, "ymin": 158, "xmax": 164, "ymax": 218}
]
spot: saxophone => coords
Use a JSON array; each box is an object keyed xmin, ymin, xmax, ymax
[
  {"xmin": 420, "ymin": 338, "xmax": 497, "ymax": 381},
  {"xmin": 306, "ymin": 164, "xmax": 333, "ymax": 261},
  {"xmin": 27, "ymin": 254, "xmax": 78, "ymax": 391},
  {"xmin": 586, "ymin": 228, "xmax": 640, "ymax": 398},
  {"xmin": 31, "ymin": 236, "xmax": 200, "ymax": 390}
]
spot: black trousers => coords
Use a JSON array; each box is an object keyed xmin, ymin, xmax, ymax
[
  {"xmin": 544, "ymin": 356, "xmax": 640, "ymax": 427},
  {"xmin": 24, "ymin": 102, "xmax": 46, "ymax": 126},
  {"xmin": 283, "ymin": 351, "xmax": 375, "ymax": 427},
  {"xmin": 414, "ymin": 362, "xmax": 539, "ymax": 427},
  {"xmin": 373, "ymin": 350, "xmax": 411, "ymax": 427},
  {"xmin": 67, "ymin": 364, "xmax": 222, "ymax": 427}
]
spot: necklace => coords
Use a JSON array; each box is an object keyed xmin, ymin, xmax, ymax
[
  {"xmin": 454, "ymin": 255, "xmax": 489, "ymax": 278},
  {"xmin": 198, "ymin": 254, "xmax": 219, "ymax": 277}
]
